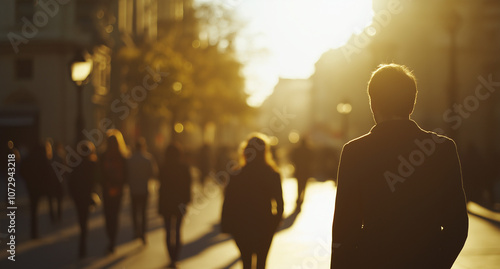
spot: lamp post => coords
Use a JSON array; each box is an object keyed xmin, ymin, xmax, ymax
[
  {"xmin": 70, "ymin": 50, "xmax": 93, "ymax": 143},
  {"xmin": 337, "ymin": 101, "xmax": 352, "ymax": 141}
]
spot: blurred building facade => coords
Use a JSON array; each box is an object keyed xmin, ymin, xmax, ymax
[
  {"xmin": 311, "ymin": 0, "xmax": 500, "ymax": 153},
  {"xmin": 259, "ymin": 78, "xmax": 311, "ymax": 147},
  {"xmin": 0, "ymin": 0, "xmax": 192, "ymax": 148},
  {"xmin": 0, "ymin": 0, "xmax": 112, "ymax": 146}
]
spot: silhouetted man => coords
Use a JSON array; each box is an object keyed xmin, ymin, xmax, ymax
[{"xmin": 331, "ymin": 64, "xmax": 468, "ymax": 269}]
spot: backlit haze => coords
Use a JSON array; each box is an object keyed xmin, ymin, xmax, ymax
[{"xmin": 212, "ymin": 0, "xmax": 375, "ymax": 107}]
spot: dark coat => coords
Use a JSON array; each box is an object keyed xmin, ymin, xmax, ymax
[
  {"xmin": 20, "ymin": 145, "xmax": 51, "ymax": 197},
  {"xmin": 221, "ymin": 164, "xmax": 284, "ymax": 241},
  {"xmin": 99, "ymin": 153, "xmax": 127, "ymax": 198},
  {"xmin": 46, "ymin": 154, "xmax": 64, "ymax": 198},
  {"xmin": 331, "ymin": 119, "xmax": 468, "ymax": 269},
  {"xmin": 68, "ymin": 158, "xmax": 98, "ymax": 211},
  {"xmin": 158, "ymin": 163, "xmax": 192, "ymax": 217}
]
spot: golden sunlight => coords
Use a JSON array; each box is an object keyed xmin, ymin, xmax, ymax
[{"xmin": 231, "ymin": 0, "xmax": 374, "ymax": 107}]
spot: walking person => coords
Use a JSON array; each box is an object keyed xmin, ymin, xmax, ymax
[
  {"xmin": 45, "ymin": 139, "xmax": 64, "ymax": 222},
  {"xmin": 158, "ymin": 143, "xmax": 192, "ymax": 268},
  {"xmin": 331, "ymin": 64, "xmax": 468, "ymax": 268},
  {"xmin": 20, "ymin": 142, "xmax": 52, "ymax": 239},
  {"xmin": 68, "ymin": 141, "xmax": 98, "ymax": 258},
  {"xmin": 100, "ymin": 129, "xmax": 129, "ymax": 253},
  {"xmin": 291, "ymin": 138, "xmax": 313, "ymax": 209},
  {"xmin": 221, "ymin": 133, "xmax": 284, "ymax": 269},
  {"xmin": 128, "ymin": 137, "xmax": 156, "ymax": 244}
]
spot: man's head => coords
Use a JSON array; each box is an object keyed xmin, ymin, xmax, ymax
[{"xmin": 368, "ymin": 63, "xmax": 417, "ymax": 123}]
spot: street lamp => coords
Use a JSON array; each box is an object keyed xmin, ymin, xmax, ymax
[
  {"xmin": 70, "ymin": 50, "xmax": 93, "ymax": 143},
  {"xmin": 337, "ymin": 101, "xmax": 352, "ymax": 141}
]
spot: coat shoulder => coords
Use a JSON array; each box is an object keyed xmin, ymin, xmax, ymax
[
  {"xmin": 342, "ymin": 132, "xmax": 373, "ymax": 151},
  {"xmin": 420, "ymin": 128, "xmax": 457, "ymax": 150}
]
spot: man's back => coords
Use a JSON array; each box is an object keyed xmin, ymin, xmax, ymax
[{"xmin": 332, "ymin": 119, "xmax": 468, "ymax": 269}]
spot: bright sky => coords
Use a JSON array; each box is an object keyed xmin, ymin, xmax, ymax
[{"xmin": 201, "ymin": 0, "xmax": 375, "ymax": 107}]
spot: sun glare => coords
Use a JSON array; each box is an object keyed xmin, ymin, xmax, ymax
[{"xmin": 229, "ymin": 0, "xmax": 374, "ymax": 107}]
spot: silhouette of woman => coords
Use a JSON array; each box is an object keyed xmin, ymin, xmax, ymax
[
  {"xmin": 100, "ymin": 129, "xmax": 129, "ymax": 253},
  {"xmin": 222, "ymin": 133, "xmax": 284, "ymax": 269},
  {"xmin": 158, "ymin": 143, "xmax": 192, "ymax": 269},
  {"xmin": 68, "ymin": 141, "xmax": 98, "ymax": 258}
]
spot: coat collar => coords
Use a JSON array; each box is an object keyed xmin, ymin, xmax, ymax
[{"xmin": 369, "ymin": 118, "xmax": 421, "ymax": 135}]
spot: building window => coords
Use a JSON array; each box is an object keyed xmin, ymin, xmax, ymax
[
  {"xmin": 16, "ymin": 58, "xmax": 34, "ymax": 80},
  {"xmin": 16, "ymin": 0, "xmax": 35, "ymax": 22}
]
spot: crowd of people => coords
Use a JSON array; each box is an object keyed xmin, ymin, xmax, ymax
[
  {"xmin": 8, "ymin": 63, "xmax": 491, "ymax": 268},
  {"xmin": 10, "ymin": 128, "xmax": 301, "ymax": 269}
]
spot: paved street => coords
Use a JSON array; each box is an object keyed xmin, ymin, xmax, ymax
[{"xmin": 1, "ymin": 178, "xmax": 499, "ymax": 269}]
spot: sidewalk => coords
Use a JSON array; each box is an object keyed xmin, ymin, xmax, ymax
[
  {"xmin": 467, "ymin": 201, "xmax": 500, "ymax": 225},
  {"xmin": 453, "ymin": 204, "xmax": 500, "ymax": 269},
  {"xmin": 1, "ymin": 178, "xmax": 500, "ymax": 268},
  {"xmin": 77, "ymin": 179, "xmax": 336, "ymax": 269}
]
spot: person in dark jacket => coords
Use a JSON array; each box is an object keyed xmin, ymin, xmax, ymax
[
  {"xmin": 128, "ymin": 137, "xmax": 156, "ymax": 244},
  {"xmin": 158, "ymin": 143, "xmax": 192, "ymax": 269},
  {"xmin": 100, "ymin": 129, "xmax": 129, "ymax": 253},
  {"xmin": 68, "ymin": 141, "xmax": 98, "ymax": 258},
  {"xmin": 291, "ymin": 138, "xmax": 313, "ymax": 208},
  {"xmin": 221, "ymin": 133, "xmax": 284, "ymax": 269},
  {"xmin": 331, "ymin": 64, "xmax": 468, "ymax": 269},
  {"xmin": 19, "ymin": 142, "xmax": 52, "ymax": 239}
]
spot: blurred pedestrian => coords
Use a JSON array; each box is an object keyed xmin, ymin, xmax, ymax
[
  {"xmin": 158, "ymin": 143, "xmax": 192, "ymax": 269},
  {"xmin": 68, "ymin": 141, "xmax": 99, "ymax": 258},
  {"xmin": 100, "ymin": 129, "xmax": 129, "ymax": 253},
  {"xmin": 221, "ymin": 133, "xmax": 284, "ymax": 269},
  {"xmin": 197, "ymin": 143, "xmax": 213, "ymax": 186},
  {"xmin": 128, "ymin": 137, "xmax": 157, "ymax": 244},
  {"xmin": 45, "ymin": 139, "xmax": 64, "ymax": 222},
  {"xmin": 19, "ymin": 142, "xmax": 52, "ymax": 239},
  {"xmin": 291, "ymin": 138, "xmax": 313, "ymax": 208},
  {"xmin": 331, "ymin": 64, "xmax": 468, "ymax": 268}
]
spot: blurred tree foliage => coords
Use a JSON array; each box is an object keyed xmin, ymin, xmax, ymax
[{"xmin": 119, "ymin": 2, "xmax": 251, "ymax": 136}]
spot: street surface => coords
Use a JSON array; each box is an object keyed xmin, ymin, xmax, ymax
[{"xmin": 1, "ymin": 178, "xmax": 499, "ymax": 269}]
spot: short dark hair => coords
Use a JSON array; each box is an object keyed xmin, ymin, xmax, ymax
[{"xmin": 368, "ymin": 63, "xmax": 417, "ymax": 117}]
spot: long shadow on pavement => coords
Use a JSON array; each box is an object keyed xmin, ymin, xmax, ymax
[{"xmin": 179, "ymin": 223, "xmax": 232, "ymax": 261}]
